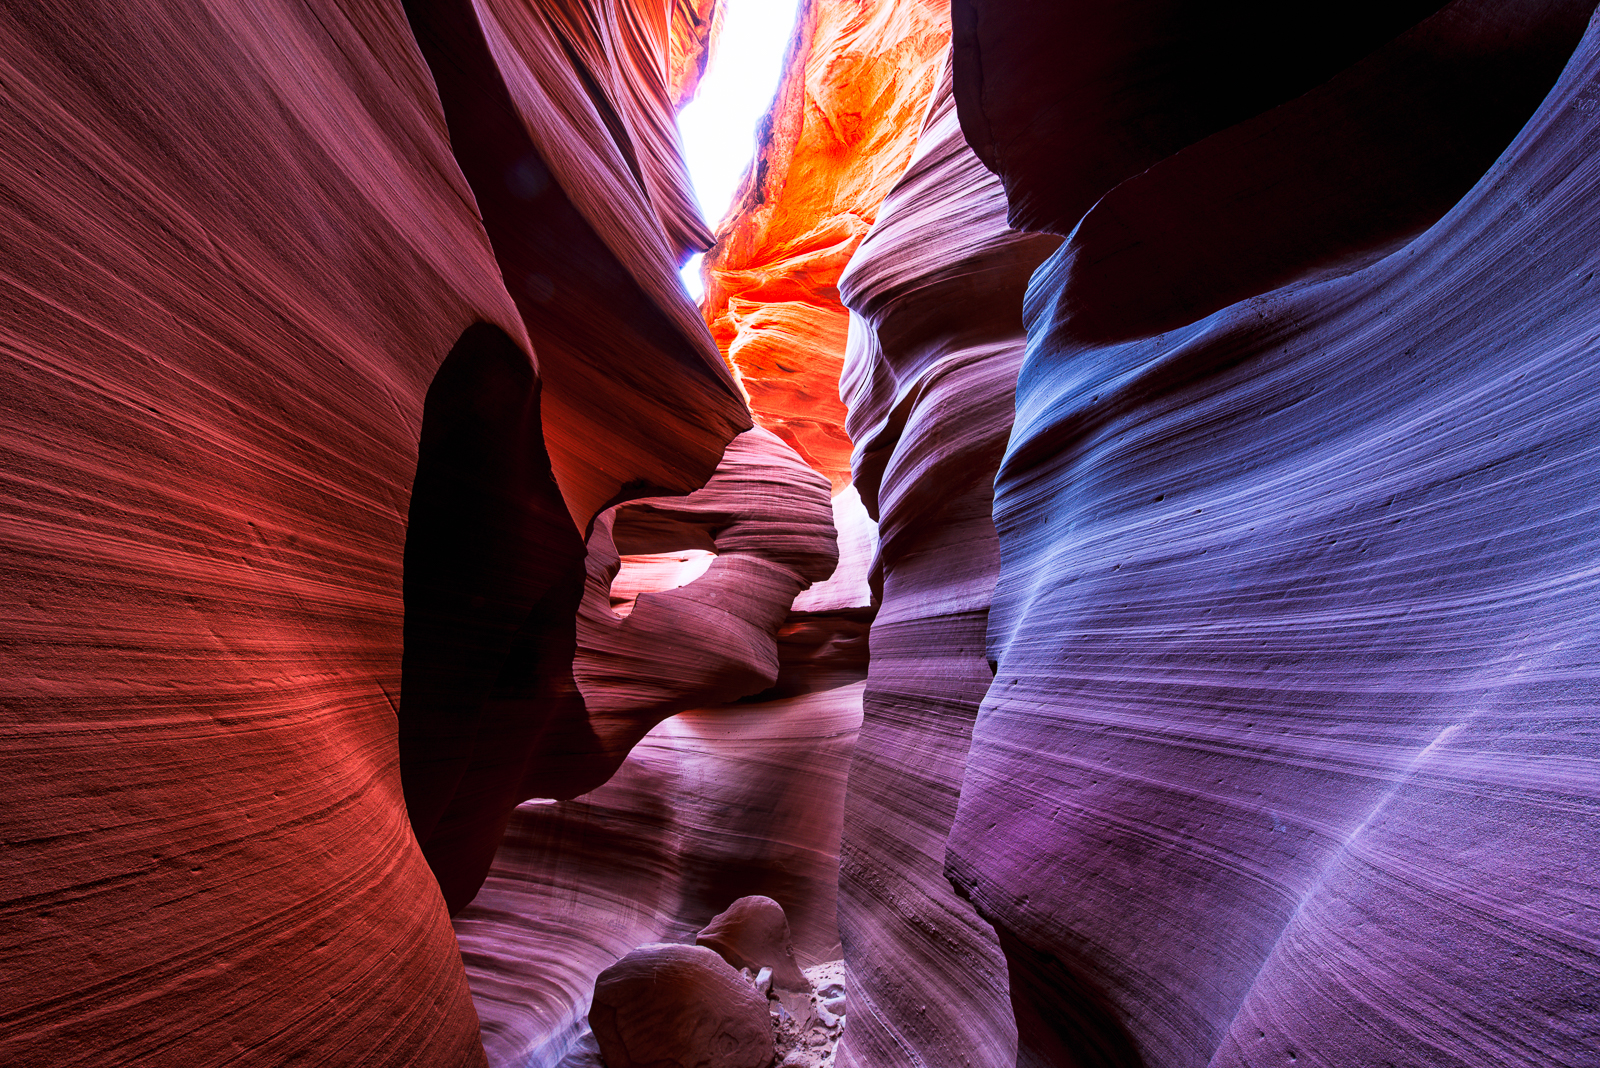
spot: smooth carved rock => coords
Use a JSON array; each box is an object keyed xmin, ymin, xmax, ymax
[
  {"xmin": 576, "ymin": 426, "xmax": 838, "ymax": 725},
  {"xmin": 950, "ymin": 10, "xmax": 1600, "ymax": 1067},
  {"xmin": 832, "ymin": 56, "xmax": 1060, "ymax": 1068},
  {"xmin": 698, "ymin": 896, "xmax": 811, "ymax": 993},
  {"xmin": 952, "ymin": 0, "xmax": 1449, "ymax": 234},
  {"xmin": 454, "ymin": 684, "xmax": 864, "ymax": 1067},
  {"xmin": 398, "ymin": 0, "xmax": 761, "ymax": 915},
  {"xmin": 404, "ymin": 0, "xmax": 749, "ymax": 529},
  {"xmin": 702, "ymin": 0, "xmax": 951, "ymax": 489},
  {"xmin": 0, "ymin": 0, "xmax": 535, "ymax": 1062},
  {"xmin": 590, "ymin": 944, "xmax": 774, "ymax": 1068}
]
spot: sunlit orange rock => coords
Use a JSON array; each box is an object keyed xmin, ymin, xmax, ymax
[
  {"xmin": 668, "ymin": 0, "xmax": 724, "ymax": 108},
  {"xmin": 701, "ymin": 0, "xmax": 950, "ymax": 490}
]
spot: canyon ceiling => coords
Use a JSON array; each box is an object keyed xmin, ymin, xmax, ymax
[{"xmin": 2, "ymin": 1, "xmax": 1597, "ymax": 1067}]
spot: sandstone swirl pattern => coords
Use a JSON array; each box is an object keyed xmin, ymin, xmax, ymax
[
  {"xmin": 948, "ymin": 5, "xmax": 1600, "ymax": 1066},
  {"xmin": 833, "ymin": 59, "xmax": 1060, "ymax": 1068},
  {"xmin": 1, "ymin": 0, "xmax": 746, "ymax": 1063}
]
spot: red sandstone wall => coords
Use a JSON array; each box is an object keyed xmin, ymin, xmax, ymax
[
  {"xmin": 701, "ymin": 0, "xmax": 949, "ymax": 490},
  {"xmin": 0, "ymin": 0, "xmax": 750, "ymax": 1063}
]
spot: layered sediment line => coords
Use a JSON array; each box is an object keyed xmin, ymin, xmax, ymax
[
  {"xmin": 834, "ymin": 59, "xmax": 1060, "ymax": 1068},
  {"xmin": 950, "ymin": 5, "xmax": 1600, "ymax": 1065}
]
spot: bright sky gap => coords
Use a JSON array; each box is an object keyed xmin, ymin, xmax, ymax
[{"xmin": 676, "ymin": 0, "xmax": 804, "ymax": 300}]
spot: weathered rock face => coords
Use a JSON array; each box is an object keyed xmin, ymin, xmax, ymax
[
  {"xmin": 667, "ymin": 0, "xmax": 724, "ymax": 108},
  {"xmin": 454, "ymin": 683, "xmax": 864, "ymax": 1067},
  {"xmin": 578, "ymin": 426, "xmax": 838, "ymax": 725},
  {"xmin": 949, "ymin": 5, "xmax": 1600, "ymax": 1067},
  {"xmin": 1, "ymin": 0, "xmax": 749, "ymax": 1063},
  {"xmin": 415, "ymin": 424, "xmax": 835, "ymax": 914},
  {"xmin": 833, "ymin": 60, "xmax": 1060, "ymax": 1068},
  {"xmin": 702, "ymin": 0, "xmax": 950, "ymax": 489},
  {"xmin": 590, "ymin": 943, "xmax": 774, "ymax": 1068},
  {"xmin": 398, "ymin": 0, "xmax": 757, "ymax": 915},
  {"xmin": 0, "ymin": 2, "xmax": 516, "ymax": 1063},
  {"xmin": 697, "ymin": 895, "xmax": 811, "ymax": 993}
]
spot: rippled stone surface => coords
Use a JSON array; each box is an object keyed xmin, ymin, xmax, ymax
[
  {"xmin": 455, "ymin": 684, "xmax": 864, "ymax": 1067},
  {"xmin": 1, "ymin": 0, "xmax": 746, "ymax": 1062},
  {"xmin": 834, "ymin": 58, "xmax": 1060, "ymax": 1068},
  {"xmin": 950, "ymin": 9, "xmax": 1600, "ymax": 1066}
]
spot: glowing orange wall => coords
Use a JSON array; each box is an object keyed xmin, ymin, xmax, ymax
[{"xmin": 702, "ymin": 0, "xmax": 949, "ymax": 490}]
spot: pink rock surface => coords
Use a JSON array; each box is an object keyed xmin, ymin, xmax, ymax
[
  {"xmin": 697, "ymin": 895, "xmax": 811, "ymax": 993},
  {"xmin": 577, "ymin": 427, "xmax": 839, "ymax": 725},
  {"xmin": 405, "ymin": 0, "xmax": 749, "ymax": 528},
  {"xmin": 1, "ymin": 0, "xmax": 751, "ymax": 1061},
  {"xmin": 453, "ymin": 683, "xmax": 864, "ymax": 1067},
  {"xmin": 833, "ymin": 59, "xmax": 1060, "ymax": 1068},
  {"xmin": 590, "ymin": 943, "xmax": 773, "ymax": 1068},
  {"xmin": 950, "ymin": 11, "xmax": 1600, "ymax": 1067},
  {"xmin": 398, "ymin": 0, "xmax": 759, "ymax": 915}
]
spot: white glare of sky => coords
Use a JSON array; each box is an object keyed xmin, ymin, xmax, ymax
[{"xmin": 676, "ymin": 0, "xmax": 803, "ymax": 299}]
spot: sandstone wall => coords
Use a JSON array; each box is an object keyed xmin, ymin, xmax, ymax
[
  {"xmin": 949, "ymin": 3, "xmax": 1600, "ymax": 1065},
  {"xmin": 0, "ymin": 0, "xmax": 750, "ymax": 1062},
  {"xmin": 702, "ymin": 0, "xmax": 950, "ymax": 489},
  {"xmin": 833, "ymin": 60, "xmax": 1059, "ymax": 1068}
]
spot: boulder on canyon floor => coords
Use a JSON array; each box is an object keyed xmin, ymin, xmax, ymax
[
  {"xmin": 698, "ymin": 895, "xmax": 811, "ymax": 993},
  {"xmin": 590, "ymin": 943, "xmax": 774, "ymax": 1068}
]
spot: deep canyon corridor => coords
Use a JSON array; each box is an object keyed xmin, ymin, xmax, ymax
[{"xmin": 3, "ymin": 2, "xmax": 1598, "ymax": 1067}]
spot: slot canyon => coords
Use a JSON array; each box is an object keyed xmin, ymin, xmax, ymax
[{"xmin": 2, "ymin": 0, "xmax": 1598, "ymax": 1065}]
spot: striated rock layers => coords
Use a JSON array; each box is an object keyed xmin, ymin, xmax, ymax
[
  {"xmin": 398, "ymin": 0, "xmax": 755, "ymax": 914},
  {"xmin": 702, "ymin": 0, "xmax": 950, "ymax": 489},
  {"xmin": 949, "ymin": 3, "xmax": 1600, "ymax": 1066},
  {"xmin": 1, "ymin": 0, "xmax": 747, "ymax": 1064},
  {"xmin": 453, "ymin": 426, "xmax": 866, "ymax": 1067},
  {"xmin": 834, "ymin": 60, "xmax": 1060, "ymax": 1068},
  {"xmin": 454, "ymin": 682, "xmax": 865, "ymax": 1067}
]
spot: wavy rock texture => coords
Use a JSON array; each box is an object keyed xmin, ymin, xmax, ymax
[
  {"xmin": 949, "ymin": 8, "xmax": 1600, "ymax": 1067},
  {"xmin": 0, "ymin": 1, "xmax": 520, "ymax": 1063},
  {"xmin": 455, "ymin": 683, "xmax": 865, "ymax": 1068},
  {"xmin": 667, "ymin": 0, "xmax": 724, "ymax": 108},
  {"xmin": 701, "ymin": 0, "xmax": 950, "ymax": 488},
  {"xmin": 574, "ymin": 425, "xmax": 837, "ymax": 758},
  {"xmin": 833, "ymin": 61, "xmax": 1061, "ymax": 1068},
  {"xmin": 2, "ymin": 0, "xmax": 751, "ymax": 1062},
  {"xmin": 399, "ymin": 0, "xmax": 757, "ymax": 913}
]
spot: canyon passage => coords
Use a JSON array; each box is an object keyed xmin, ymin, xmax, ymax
[{"xmin": 2, "ymin": 2, "xmax": 1598, "ymax": 1067}]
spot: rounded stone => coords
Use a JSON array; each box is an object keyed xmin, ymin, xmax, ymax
[
  {"xmin": 696, "ymin": 895, "xmax": 810, "ymax": 993},
  {"xmin": 589, "ymin": 943, "xmax": 774, "ymax": 1068}
]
